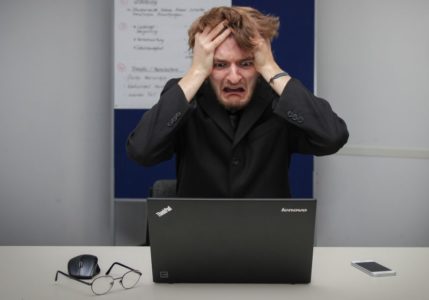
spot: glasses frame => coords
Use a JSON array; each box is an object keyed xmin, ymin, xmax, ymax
[{"xmin": 55, "ymin": 262, "xmax": 142, "ymax": 295}]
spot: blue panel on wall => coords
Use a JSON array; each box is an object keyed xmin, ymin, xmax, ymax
[
  {"xmin": 115, "ymin": 0, "xmax": 314, "ymax": 198},
  {"xmin": 114, "ymin": 109, "xmax": 176, "ymax": 198}
]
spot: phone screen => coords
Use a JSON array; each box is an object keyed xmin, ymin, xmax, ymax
[{"xmin": 355, "ymin": 261, "xmax": 391, "ymax": 272}]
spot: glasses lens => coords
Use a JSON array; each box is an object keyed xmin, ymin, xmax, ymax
[
  {"xmin": 91, "ymin": 276, "xmax": 114, "ymax": 295},
  {"xmin": 121, "ymin": 271, "xmax": 141, "ymax": 289}
]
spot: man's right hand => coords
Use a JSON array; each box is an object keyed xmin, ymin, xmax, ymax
[{"xmin": 178, "ymin": 22, "xmax": 231, "ymax": 102}]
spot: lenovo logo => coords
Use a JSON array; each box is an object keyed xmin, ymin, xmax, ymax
[
  {"xmin": 281, "ymin": 208, "xmax": 308, "ymax": 213},
  {"xmin": 156, "ymin": 206, "xmax": 172, "ymax": 217}
]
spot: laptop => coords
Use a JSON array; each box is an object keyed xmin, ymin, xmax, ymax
[{"xmin": 147, "ymin": 198, "xmax": 316, "ymax": 283}]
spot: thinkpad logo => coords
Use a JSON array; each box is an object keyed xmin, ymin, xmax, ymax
[
  {"xmin": 156, "ymin": 206, "xmax": 172, "ymax": 217},
  {"xmin": 281, "ymin": 208, "xmax": 308, "ymax": 213}
]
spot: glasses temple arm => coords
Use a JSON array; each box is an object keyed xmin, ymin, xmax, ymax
[
  {"xmin": 106, "ymin": 262, "xmax": 142, "ymax": 275},
  {"xmin": 55, "ymin": 270, "xmax": 92, "ymax": 286}
]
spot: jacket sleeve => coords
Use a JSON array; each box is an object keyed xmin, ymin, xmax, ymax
[
  {"xmin": 273, "ymin": 78, "xmax": 349, "ymax": 155},
  {"xmin": 126, "ymin": 78, "xmax": 193, "ymax": 166}
]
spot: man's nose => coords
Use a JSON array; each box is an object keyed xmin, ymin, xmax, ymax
[{"xmin": 226, "ymin": 65, "xmax": 242, "ymax": 84}]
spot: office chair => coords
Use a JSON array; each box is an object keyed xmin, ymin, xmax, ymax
[{"xmin": 149, "ymin": 179, "xmax": 177, "ymax": 197}]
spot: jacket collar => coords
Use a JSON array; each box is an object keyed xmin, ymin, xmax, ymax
[{"xmin": 197, "ymin": 77, "xmax": 275, "ymax": 147}]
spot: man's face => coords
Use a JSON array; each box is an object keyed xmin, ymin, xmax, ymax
[{"xmin": 209, "ymin": 36, "xmax": 258, "ymax": 110}]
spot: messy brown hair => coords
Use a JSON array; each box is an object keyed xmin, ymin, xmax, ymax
[{"xmin": 188, "ymin": 6, "xmax": 279, "ymax": 52}]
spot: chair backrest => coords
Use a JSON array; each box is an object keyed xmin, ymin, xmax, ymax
[{"xmin": 150, "ymin": 179, "xmax": 177, "ymax": 197}]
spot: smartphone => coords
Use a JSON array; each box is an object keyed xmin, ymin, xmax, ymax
[{"xmin": 351, "ymin": 260, "xmax": 396, "ymax": 277}]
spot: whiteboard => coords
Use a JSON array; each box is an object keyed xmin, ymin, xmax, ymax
[
  {"xmin": 114, "ymin": 0, "xmax": 230, "ymax": 109},
  {"xmin": 316, "ymin": 0, "xmax": 429, "ymax": 153}
]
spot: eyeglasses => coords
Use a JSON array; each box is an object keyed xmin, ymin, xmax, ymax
[{"xmin": 55, "ymin": 262, "xmax": 142, "ymax": 295}]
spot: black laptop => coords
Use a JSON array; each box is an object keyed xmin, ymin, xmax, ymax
[{"xmin": 147, "ymin": 198, "xmax": 316, "ymax": 283}]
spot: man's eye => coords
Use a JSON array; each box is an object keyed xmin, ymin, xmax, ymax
[
  {"xmin": 240, "ymin": 60, "xmax": 254, "ymax": 68},
  {"xmin": 214, "ymin": 62, "xmax": 227, "ymax": 69}
]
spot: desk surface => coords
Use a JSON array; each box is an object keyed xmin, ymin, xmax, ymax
[{"xmin": 0, "ymin": 246, "xmax": 428, "ymax": 299}]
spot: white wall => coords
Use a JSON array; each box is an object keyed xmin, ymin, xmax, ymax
[
  {"xmin": 0, "ymin": 0, "xmax": 113, "ymax": 245},
  {"xmin": 315, "ymin": 0, "xmax": 429, "ymax": 246}
]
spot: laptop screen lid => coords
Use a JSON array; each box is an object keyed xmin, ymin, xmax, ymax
[{"xmin": 147, "ymin": 198, "xmax": 316, "ymax": 283}]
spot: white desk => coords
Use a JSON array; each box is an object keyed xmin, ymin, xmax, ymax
[{"xmin": 0, "ymin": 246, "xmax": 427, "ymax": 299}]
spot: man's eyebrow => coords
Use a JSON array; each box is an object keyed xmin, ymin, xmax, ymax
[{"xmin": 213, "ymin": 57, "xmax": 254, "ymax": 62}]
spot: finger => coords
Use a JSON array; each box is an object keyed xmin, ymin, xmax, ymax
[
  {"xmin": 253, "ymin": 37, "xmax": 271, "ymax": 54},
  {"xmin": 250, "ymin": 33, "xmax": 264, "ymax": 46},
  {"xmin": 201, "ymin": 25, "xmax": 212, "ymax": 36},
  {"xmin": 206, "ymin": 21, "xmax": 228, "ymax": 41},
  {"xmin": 211, "ymin": 27, "xmax": 231, "ymax": 48}
]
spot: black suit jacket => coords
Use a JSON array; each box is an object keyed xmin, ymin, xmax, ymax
[{"xmin": 127, "ymin": 77, "xmax": 348, "ymax": 197}]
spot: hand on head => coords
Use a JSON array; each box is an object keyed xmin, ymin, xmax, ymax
[
  {"xmin": 191, "ymin": 22, "xmax": 232, "ymax": 78},
  {"xmin": 251, "ymin": 35, "xmax": 276, "ymax": 76}
]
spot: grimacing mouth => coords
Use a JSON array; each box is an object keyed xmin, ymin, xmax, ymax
[{"xmin": 223, "ymin": 86, "xmax": 245, "ymax": 93}]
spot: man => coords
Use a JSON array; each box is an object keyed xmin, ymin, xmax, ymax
[{"xmin": 127, "ymin": 6, "xmax": 349, "ymax": 198}]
